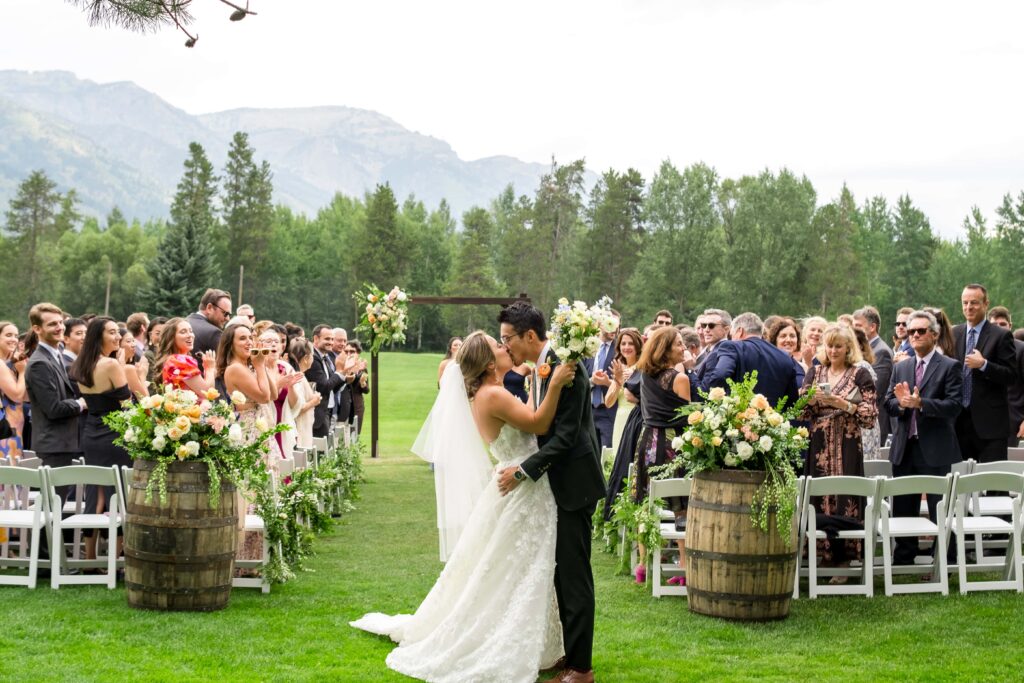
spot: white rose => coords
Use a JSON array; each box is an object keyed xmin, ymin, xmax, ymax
[
  {"xmin": 152, "ymin": 436, "xmax": 167, "ymax": 451},
  {"xmin": 758, "ymin": 435, "xmax": 773, "ymax": 451},
  {"xmin": 726, "ymin": 428, "xmax": 739, "ymax": 438},
  {"xmin": 397, "ymin": 291, "xmax": 407, "ymax": 302},
  {"xmin": 255, "ymin": 416, "xmax": 269, "ymax": 432},
  {"xmin": 573, "ymin": 300, "xmax": 587, "ymax": 311},
  {"xmin": 724, "ymin": 454, "xmax": 739, "ymax": 467},
  {"xmin": 671, "ymin": 436, "xmax": 685, "ymax": 451},
  {"xmin": 185, "ymin": 440, "xmax": 200, "ymax": 456},
  {"xmin": 124, "ymin": 427, "xmax": 137, "ymax": 443},
  {"xmin": 682, "ymin": 430, "xmax": 693, "ymax": 441},
  {"xmin": 228, "ymin": 423, "xmax": 244, "ymax": 446},
  {"xmin": 601, "ymin": 316, "xmax": 620, "ymax": 334},
  {"xmin": 568, "ymin": 337, "xmax": 585, "ymax": 353},
  {"xmin": 708, "ymin": 415, "xmax": 722, "ymax": 430},
  {"xmin": 735, "ymin": 441, "xmax": 754, "ymax": 461},
  {"xmin": 558, "ymin": 297, "xmax": 569, "ymax": 306},
  {"xmin": 554, "ymin": 347, "xmax": 571, "ymax": 361},
  {"xmin": 584, "ymin": 337, "xmax": 600, "ymax": 355},
  {"xmin": 230, "ymin": 390, "xmax": 247, "ymax": 405},
  {"xmin": 766, "ymin": 412, "xmax": 784, "ymax": 427},
  {"xmin": 155, "ymin": 424, "xmax": 168, "ymax": 437},
  {"xmin": 708, "ymin": 387, "xmax": 727, "ymax": 401}
]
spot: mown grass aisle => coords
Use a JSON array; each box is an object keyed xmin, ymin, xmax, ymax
[{"xmin": 4, "ymin": 352, "xmax": 1024, "ymax": 681}]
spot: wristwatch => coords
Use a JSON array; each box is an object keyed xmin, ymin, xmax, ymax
[{"xmin": 513, "ymin": 467, "xmax": 526, "ymax": 481}]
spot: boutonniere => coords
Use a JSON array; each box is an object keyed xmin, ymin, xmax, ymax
[{"xmin": 537, "ymin": 363, "xmax": 551, "ymax": 380}]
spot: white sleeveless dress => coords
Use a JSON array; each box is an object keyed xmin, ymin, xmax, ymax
[{"xmin": 351, "ymin": 424, "xmax": 563, "ymax": 683}]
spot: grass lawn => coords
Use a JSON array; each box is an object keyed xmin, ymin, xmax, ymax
[{"xmin": 4, "ymin": 351, "xmax": 1024, "ymax": 681}]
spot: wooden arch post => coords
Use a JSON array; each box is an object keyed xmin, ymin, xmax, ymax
[{"xmin": 368, "ymin": 293, "xmax": 531, "ymax": 458}]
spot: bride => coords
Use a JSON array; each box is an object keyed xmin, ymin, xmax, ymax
[{"xmin": 351, "ymin": 330, "xmax": 575, "ymax": 683}]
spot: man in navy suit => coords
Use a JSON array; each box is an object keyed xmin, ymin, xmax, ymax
[
  {"xmin": 584, "ymin": 318, "xmax": 618, "ymax": 449},
  {"xmin": 953, "ymin": 284, "xmax": 1017, "ymax": 463},
  {"xmin": 693, "ymin": 308, "xmax": 731, "ymax": 396},
  {"xmin": 705, "ymin": 312, "xmax": 800, "ymax": 409},
  {"xmin": 885, "ymin": 309, "xmax": 963, "ymax": 564}
]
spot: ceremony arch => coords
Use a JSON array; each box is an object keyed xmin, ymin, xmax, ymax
[{"xmin": 368, "ymin": 293, "xmax": 531, "ymax": 458}]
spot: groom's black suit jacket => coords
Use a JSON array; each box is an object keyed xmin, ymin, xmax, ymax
[{"xmin": 520, "ymin": 351, "xmax": 606, "ymax": 511}]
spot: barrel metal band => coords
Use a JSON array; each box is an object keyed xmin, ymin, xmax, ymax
[
  {"xmin": 686, "ymin": 586, "xmax": 792, "ymax": 603},
  {"xmin": 125, "ymin": 514, "xmax": 237, "ymax": 528},
  {"xmin": 125, "ymin": 581, "xmax": 231, "ymax": 595},
  {"xmin": 688, "ymin": 499, "xmax": 751, "ymax": 514},
  {"xmin": 686, "ymin": 548, "xmax": 796, "ymax": 563},
  {"xmin": 125, "ymin": 548, "xmax": 236, "ymax": 564}
]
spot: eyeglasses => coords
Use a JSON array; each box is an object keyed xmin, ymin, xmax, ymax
[
  {"xmin": 656, "ymin": 320, "xmax": 673, "ymax": 326},
  {"xmin": 907, "ymin": 327, "xmax": 932, "ymax": 337},
  {"xmin": 894, "ymin": 321, "xmax": 907, "ymax": 327},
  {"xmin": 500, "ymin": 332, "xmax": 522, "ymax": 344},
  {"xmin": 698, "ymin": 322, "xmax": 722, "ymax": 329},
  {"xmin": 218, "ymin": 306, "xmax": 232, "ymax": 317}
]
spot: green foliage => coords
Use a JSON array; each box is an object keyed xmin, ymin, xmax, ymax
[{"xmin": 220, "ymin": 132, "xmax": 274, "ymax": 301}]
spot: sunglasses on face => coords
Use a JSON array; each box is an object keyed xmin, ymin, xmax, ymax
[
  {"xmin": 698, "ymin": 322, "xmax": 721, "ymax": 329},
  {"xmin": 907, "ymin": 327, "xmax": 931, "ymax": 337},
  {"xmin": 894, "ymin": 321, "xmax": 907, "ymax": 327}
]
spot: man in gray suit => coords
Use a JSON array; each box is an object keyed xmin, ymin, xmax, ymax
[
  {"xmin": 854, "ymin": 306, "xmax": 894, "ymax": 446},
  {"xmin": 24, "ymin": 303, "xmax": 86, "ymax": 505}
]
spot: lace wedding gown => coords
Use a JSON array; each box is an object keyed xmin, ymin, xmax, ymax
[{"xmin": 351, "ymin": 424, "xmax": 564, "ymax": 683}]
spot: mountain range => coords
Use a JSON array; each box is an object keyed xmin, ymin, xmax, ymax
[{"xmin": 0, "ymin": 70, "xmax": 555, "ymax": 222}]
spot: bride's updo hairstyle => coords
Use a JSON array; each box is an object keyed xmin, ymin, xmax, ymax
[{"xmin": 456, "ymin": 331, "xmax": 495, "ymax": 399}]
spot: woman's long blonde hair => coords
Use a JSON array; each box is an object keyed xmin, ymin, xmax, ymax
[
  {"xmin": 455, "ymin": 331, "xmax": 495, "ymax": 399},
  {"xmin": 816, "ymin": 324, "xmax": 863, "ymax": 368}
]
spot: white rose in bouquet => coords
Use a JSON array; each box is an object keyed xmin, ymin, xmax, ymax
[
  {"xmin": 735, "ymin": 441, "xmax": 754, "ymax": 461},
  {"xmin": 671, "ymin": 436, "xmax": 685, "ymax": 451},
  {"xmin": 724, "ymin": 453, "xmax": 739, "ymax": 467},
  {"xmin": 758, "ymin": 435, "xmax": 774, "ymax": 452},
  {"xmin": 554, "ymin": 346, "xmax": 572, "ymax": 361},
  {"xmin": 584, "ymin": 336, "xmax": 600, "ymax": 355},
  {"xmin": 228, "ymin": 423, "xmax": 244, "ymax": 446},
  {"xmin": 568, "ymin": 337, "xmax": 585, "ymax": 353},
  {"xmin": 230, "ymin": 390, "xmax": 247, "ymax": 405}
]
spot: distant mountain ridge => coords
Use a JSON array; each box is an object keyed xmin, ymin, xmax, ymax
[{"xmin": 0, "ymin": 70, "xmax": 554, "ymax": 221}]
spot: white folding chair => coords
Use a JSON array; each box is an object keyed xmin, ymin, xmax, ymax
[
  {"xmin": 876, "ymin": 475, "xmax": 952, "ymax": 596},
  {"xmin": 863, "ymin": 460, "xmax": 893, "ymax": 479},
  {"xmin": 292, "ymin": 448, "xmax": 309, "ymax": 471},
  {"xmin": 804, "ymin": 476, "xmax": 880, "ymax": 598},
  {"xmin": 791, "ymin": 476, "xmax": 807, "ymax": 599},
  {"xmin": 233, "ymin": 470, "xmax": 281, "ymax": 594},
  {"xmin": 0, "ymin": 466, "xmax": 49, "ymax": 588},
  {"xmin": 44, "ymin": 465, "xmax": 123, "ymax": 589},
  {"xmin": 649, "ymin": 477, "xmax": 690, "ymax": 597},
  {"xmin": 1007, "ymin": 447, "xmax": 1024, "ymax": 462},
  {"xmin": 877, "ymin": 446, "xmax": 890, "ymax": 462},
  {"xmin": 948, "ymin": 471, "xmax": 1024, "ymax": 594}
]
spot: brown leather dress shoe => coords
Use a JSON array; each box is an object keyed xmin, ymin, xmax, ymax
[
  {"xmin": 540, "ymin": 657, "xmax": 567, "ymax": 673},
  {"xmin": 542, "ymin": 669, "xmax": 595, "ymax": 683}
]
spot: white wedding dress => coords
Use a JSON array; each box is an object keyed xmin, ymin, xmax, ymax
[{"xmin": 351, "ymin": 423, "xmax": 564, "ymax": 683}]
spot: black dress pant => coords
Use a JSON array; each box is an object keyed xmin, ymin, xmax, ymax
[
  {"xmin": 892, "ymin": 439, "xmax": 953, "ymax": 563},
  {"xmin": 956, "ymin": 409, "xmax": 1008, "ymax": 463},
  {"xmin": 555, "ymin": 502, "xmax": 596, "ymax": 672}
]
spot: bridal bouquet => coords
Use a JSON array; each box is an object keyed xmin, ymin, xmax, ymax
[
  {"xmin": 104, "ymin": 385, "xmax": 286, "ymax": 506},
  {"xmin": 549, "ymin": 295, "xmax": 617, "ymax": 364},
  {"xmin": 354, "ymin": 283, "xmax": 410, "ymax": 355},
  {"xmin": 669, "ymin": 373, "xmax": 811, "ymax": 539}
]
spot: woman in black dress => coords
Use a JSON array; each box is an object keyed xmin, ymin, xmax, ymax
[
  {"xmin": 70, "ymin": 317, "xmax": 149, "ymax": 561},
  {"xmin": 502, "ymin": 362, "xmax": 530, "ymax": 403},
  {"xmin": 347, "ymin": 340, "xmax": 369, "ymax": 434},
  {"xmin": 600, "ymin": 328, "xmax": 644, "ymax": 522},
  {"xmin": 630, "ymin": 326, "xmax": 690, "ymax": 584}
]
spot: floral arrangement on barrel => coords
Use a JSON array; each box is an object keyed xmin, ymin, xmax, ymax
[
  {"xmin": 104, "ymin": 385, "xmax": 287, "ymax": 506},
  {"xmin": 669, "ymin": 373, "xmax": 812, "ymax": 540},
  {"xmin": 354, "ymin": 283, "xmax": 409, "ymax": 355},
  {"xmin": 546, "ymin": 296, "xmax": 617, "ymax": 383}
]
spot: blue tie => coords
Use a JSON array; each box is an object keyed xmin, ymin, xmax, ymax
[
  {"xmin": 963, "ymin": 327, "xmax": 977, "ymax": 407},
  {"xmin": 592, "ymin": 343, "xmax": 608, "ymax": 407}
]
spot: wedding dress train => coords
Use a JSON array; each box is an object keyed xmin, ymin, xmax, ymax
[{"xmin": 351, "ymin": 424, "xmax": 563, "ymax": 683}]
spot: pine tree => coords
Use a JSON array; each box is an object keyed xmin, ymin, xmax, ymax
[
  {"xmin": 221, "ymin": 132, "xmax": 273, "ymax": 303},
  {"xmin": 349, "ymin": 183, "xmax": 412, "ymax": 287},
  {"xmin": 3, "ymin": 170, "xmax": 63, "ymax": 308},
  {"xmin": 143, "ymin": 142, "xmax": 220, "ymax": 317},
  {"xmin": 445, "ymin": 207, "xmax": 499, "ymax": 332}
]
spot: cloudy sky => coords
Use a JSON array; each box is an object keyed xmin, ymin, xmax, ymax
[{"xmin": 2, "ymin": 0, "xmax": 1022, "ymax": 237}]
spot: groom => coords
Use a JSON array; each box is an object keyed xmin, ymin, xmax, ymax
[{"xmin": 497, "ymin": 301, "xmax": 606, "ymax": 683}]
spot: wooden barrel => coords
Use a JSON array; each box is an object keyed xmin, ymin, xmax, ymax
[
  {"xmin": 124, "ymin": 459, "xmax": 238, "ymax": 612},
  {"xmin": 685, "ymin": 469, "xmax": 797, "ymax": 621}
]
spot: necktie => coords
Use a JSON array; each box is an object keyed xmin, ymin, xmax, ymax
[
  {"xmin": 592, "ymin": 343, "xmax": 608, "ymax": 407},
  {"xmin": 910, "ymin": 359, "xmax": 924, "ymax": 437},
  {"xmin": 963, "ymin": 328, "xmax": 976, "ymax": 407}
]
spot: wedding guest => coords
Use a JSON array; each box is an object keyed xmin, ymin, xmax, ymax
[
  {"xmin": 601, "ymin": 328, "xmax": 644, "ymax": 522},
  {"xmin": 707, "ymin": 313, "xmax": 800, "ymax": 408},
  {"xmin": 767, "ymin": 316, "xmax": 806, "ymax": 373},
  {"xmin": 236, "ymin": 304, "xmax": 256, "ymax": 325},
  {"xmin": 762, "ymin": 315, "xmax": 782, "ymax": 340},
  {"xmin": 288, "ymin": 338, "xmax": 321, "ymax": 449},
  {"xmin": 923, "ymin": 307, "xmax": 956, "ymax": 357},
  {"xmin": 154, "ymin": 318, "xmax": 216, "ymax": 393},
  {"xmin": 284, "ymin": 322, "xmax": 305, "ymax": 346},
  {"xmin": 693, "ymin": 308, "xmax": 731, "ymax": 390},
  {"xmin": 347, "ymin": 340, "xmax": 370, "ymax": 434},
  {"xmin": 305, "ymin": 325, "xmax": 347, "ymax": 438},
  {"xmin": 800, "ymin": 324, "xmax": 877, "ymax": 575},
  {"xmin": 70, "ymin": 317, "xmax": 148, "ymax": 561},
  {"xmin": 258, "ymin": 327, "xmax": 301, "ymax": 459},
  {"xmin": 893, "ymin": 307, "xmax": 914, "ymax": 355},
  {"xmin": 187, "ymin": 288, "xmax": 232, "ymax": 357},
  {"xmin": 631, "ymin": 326, "xmax": 690, "ymax": 584},
  {"xmin": 837, "ymin": 313, "xmax": 856, "ymax": 328},
  {"xmin": 988, "ymin": 307, "xmax": 1024, "ymax": 446},
  {"xmin": 653, "ymin": 310, "xmax": 673, "ymax": 328},
  {"xmin": 62, "ymin": 318, "xmax": 87, "ymax": 368},
  {"xmin": 332, "ymin": 328, "xmax": 349, "ymax": 356},
  {"xmin": 0, "ymin": 321, "xmax": 28, "ymax": 461},
  {"xmin": 438, "ymin": 336, "xmax": 463, "ymax": 385},
  {"xmin": 885, "ymin": 310, "xmax": 963, "ymax": 566},
  {"xmin": 126, "ymin": 312, "xmax": 149, "ymax": 360},
  {"xmin": 586, "ymin": 320, "xmax": 618, "ymax": 449},
  {"xmin": 853, "ymin": 306, "xmax": 894, "ymax": 447},
  {"xmin": 953, "ymin": 284, "xmax": 1017, "ymax": 463},
  {"xmin": 144, "ymin": 315, "xmax": 167, "ymax": 365},
  {"xmin": 801, "ymin": 316, "xmax": 828, "ymax": 368},
  {"xmin": 24, "ymin": 303, "xmax": 87, "ymax": 508},
  {"xmin": 853, "ymin": 327, "xmax": 880, "ymax": 460}
]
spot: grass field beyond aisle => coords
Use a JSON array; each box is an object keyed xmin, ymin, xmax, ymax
[{"xmin": 4, "ymin": 352, "xmax": 1024, "ymax": 681}]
